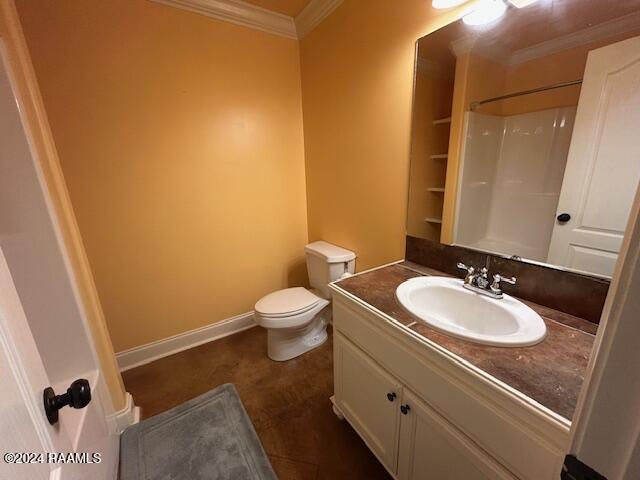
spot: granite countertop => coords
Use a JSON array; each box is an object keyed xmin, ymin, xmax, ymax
[{"xmin": 333, "ymin": 262, "xmax": 597, "ymax": 421}]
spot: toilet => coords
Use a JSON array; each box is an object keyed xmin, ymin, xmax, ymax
[{"xmin": 254, "ymin": 241, "xmax": 356, "ymax": 361}]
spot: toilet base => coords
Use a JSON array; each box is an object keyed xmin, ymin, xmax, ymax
[{"xmin": 267, "ymin": 315, "xmax": 328, "ymax": 361}]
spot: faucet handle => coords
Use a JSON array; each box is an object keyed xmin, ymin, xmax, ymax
[
  {"xmin": 499, "ymin": 274, "xmax": 516, "ymax": 285},
  {"xmin": 457, "ymin": 262, "xmax": 473, "ymax": 272},
  {"xmin": 489, "ymin": 274, "xmax": 516, "ymax": 296},
  {"xmin": 492, "ymin": 274, "xmax": 516, "ymax": 287},
  {"xmin": 457, "ymin": 263, "xmax": 475, "ymax": 285}
]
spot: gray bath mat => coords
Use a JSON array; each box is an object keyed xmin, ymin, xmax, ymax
[{"xmin": 120, "ymin": 384, "xmax": 277, "ymax": 480}]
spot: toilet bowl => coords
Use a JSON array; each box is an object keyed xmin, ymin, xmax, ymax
[
  {"xmin": 254, "ymin": 241, "xmax": 356, "ymax": 361},
  {"xmin": 254, "ymin": 287, "xmax": 330, "ymax": 361}
]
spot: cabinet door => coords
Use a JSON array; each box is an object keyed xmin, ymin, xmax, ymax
[
  {"xmin": 334, "ymin": 332, "xmax": 402, "ymax": 473},
  {"xmin": 398, "ymin": 389, "xmax": 516, "ymax": 480}
]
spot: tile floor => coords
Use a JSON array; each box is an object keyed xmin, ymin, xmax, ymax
[{"xmin": 122, "ymin": 326, "xmax": 391, "ymax": 479}]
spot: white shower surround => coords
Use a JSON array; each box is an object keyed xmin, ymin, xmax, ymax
[{"xmin": 454, "ymin": 106, "xmax": 577, "ymax": 262}]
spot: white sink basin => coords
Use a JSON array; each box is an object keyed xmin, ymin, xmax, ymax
[{"xmin": 395, "ymin": 276, "xmax": 546, "ymax": 347}]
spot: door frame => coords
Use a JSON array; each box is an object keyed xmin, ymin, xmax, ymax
[
  {"xmin": 0, "ymin": 0, "xmax": 130, "ymax": 424},
  {"xmin": 567, "ymin": 178, "xmax": 640, "ymax": 478}
]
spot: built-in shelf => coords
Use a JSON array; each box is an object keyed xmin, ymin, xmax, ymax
[
  {"xmin": 428, "ymin": 187, "xmax": 445, "ymax": 193},
  {"xmin": 424, "ymin": 217, "xmax": 443, "ymax": 224},
  {"xmin": 432, "ymin": 117, "xmax": 452, "ymax": 125},
  {"xmin": 430, "ymin": 154, "xmax": 448, "ymax": 160}
]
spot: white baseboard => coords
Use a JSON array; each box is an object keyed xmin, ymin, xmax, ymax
[
  {"xmin": 116, "ymin": 312, "xmax": 256, "ymax": 372},
  {"xmin": 107, "ymin": 392, "xmax": 139, "ymax": 433}
]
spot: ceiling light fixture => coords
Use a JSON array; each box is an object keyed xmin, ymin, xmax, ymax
[
  {"xmin": 508, "ymin": 0, "xmax": 539, "ymax": 7},
  {"xmin": 462, "ymin": 0, "xmax": 507, "ymax": 26},
  {"xmin": 432, "ymin": 0, "xmax": 467, "ymax": 9}
]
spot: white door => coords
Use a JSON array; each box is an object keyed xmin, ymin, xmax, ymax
[
  {"xmin": 396, "ymin": 389, "xmax": 515, "ymax": 480},
  {"xmin": 566, "ymin": 175, "xmax": 640, "ymax": 480},
  {"xmin": 0, "ymin": 247, "xmax": 114, "ymax": 480},
  {"xmin": 333, "ymin": 332, "xmax": 402, "ymax": 474},
  {"xmin": 0, "ymin": 40, "xmax": 118, "ymax": 479},
  {"xmin": 0, "ymin": 248, "xmax": 53, "ymax": 480},
  {"xmin": 547, "ymin": 35, "xmax": 640, "ymax": 277}
]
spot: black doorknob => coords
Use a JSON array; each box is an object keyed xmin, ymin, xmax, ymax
[
  {"xmin": 43, "ymin": 379, "xmax": 91, "ymax": 425},
  {"xmin": 386, "ymin": 392, "xmax": 397, "ymax": 402},
  {"xmin": 400, "ymin": 404, "xmax": 411, "ymax": 415},
  {"xmin": 557, "ymin": 213, "xmax": 571, "ymax": 223}
]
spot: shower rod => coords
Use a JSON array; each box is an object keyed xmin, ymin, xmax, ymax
[{"xmin": 469, "ymin": 79, "xmax": 583, "ymax": 111}]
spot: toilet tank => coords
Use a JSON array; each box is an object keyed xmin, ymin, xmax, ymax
[{"xmin": 305, "ymin": 241, "xmax": 356, "ymax": 298}]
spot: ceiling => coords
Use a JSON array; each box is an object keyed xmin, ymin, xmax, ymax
[
  {"xmin": 243, "ymin": 0, "xmax": 312, "ymax": 17},
  {"xmin": 418, "ymin": 0, "xmax": 640, "ymax": 65},
  {"xmin": 467, "ymin": 0, "xmax": 640, "ymax": 53}
]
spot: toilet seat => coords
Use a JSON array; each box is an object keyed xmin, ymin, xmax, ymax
[
  {"xmin": 258, "ymin": 302, "xmax": 317, "ymax": 319},
  {"xmin": 255, "ymin": 287, "xmax": 321, "ymax": 318}
]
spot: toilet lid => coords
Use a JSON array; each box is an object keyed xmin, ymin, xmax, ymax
[{"xmin": 255, "ymin": 287, "xmax": 320, "ymax": 316}]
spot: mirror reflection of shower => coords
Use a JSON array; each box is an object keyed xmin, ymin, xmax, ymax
[
  {"xmin": 406, "ymin": 3, "xmax": 640, "ymax": 279},
  {"xmin": 454, "ymin": 104, "xmax": 577, "ymax": 263}
]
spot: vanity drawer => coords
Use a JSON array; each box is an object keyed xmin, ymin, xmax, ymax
[{"xmin": 332, "ymin": 294, "xmax": 568, "ymax": 480}]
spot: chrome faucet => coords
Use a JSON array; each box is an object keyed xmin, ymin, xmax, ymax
[{"xmin": 457, "ymin": 262, "xmax": 516, "ymax": 299}]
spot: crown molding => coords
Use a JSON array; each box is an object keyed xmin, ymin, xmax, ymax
[
  {"xmin": 150, "ymin": 0, "xmax": 297, "ymax": 38},
  {"xmin": 150, "ymin": 0, "xmax": 342, "ymax": 39},
  {"xmin": 509, "ymin": 10, "xmax": 640, "ymax": 65},
  {"xmin": 295, "ymin": 0, "xmax": 343, "ymax": 38},
  {"xmin": 449, "ymin": 11, "xmax": 640, "ymax": 68}
]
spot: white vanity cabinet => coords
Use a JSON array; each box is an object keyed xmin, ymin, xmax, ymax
[
  {"xmin": 334, "ymin": 332, "xmax": 514, "ymax": 479},
  {"xmin": 330, "ymin": 289, "xmax": 570, "ymax": 480},
  {"xmin": 334, "ymin": 332, "xmax": 402, "ymax": 470},
  {"xmin": 397, "ymin": 388, "xmax": 515, "ymax": 480}
]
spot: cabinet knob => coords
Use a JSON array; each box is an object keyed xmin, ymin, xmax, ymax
[
  {"xmin": 386, "ymin": 392, "xmax": 397, "ymax": 402},
  {"xmin": 400, "ymin": 404, "xmax": 411, "ymax": 415}
]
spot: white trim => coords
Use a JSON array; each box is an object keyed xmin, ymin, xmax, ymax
[
  {"xmin": 150, "ymin": 0, "xmax": 297, "ymax": 39},
  {"xmin": 449, "ymin": 11, "xmax": 640, "ymax": 66},
  {"xmin": 149, "ymin": 0, "xmax": 342, "ymax": 39},
  {"xmin": 106, "ymin": 392, "xmax": 140, "ymax": 433},
  {"xmin": 509, "ymin": 11, "xmax": 640, "ymax": 65},
  {"xmin": 330, "ymin": 259, "xmax": 405, "ymax": 284},
  {"xmin": 295, "ymin": 0, "xmax": 343, "ymax": 38},
  {"xmin": 116, "ymin": 312, "xmax": 256, "ymax": 371}
]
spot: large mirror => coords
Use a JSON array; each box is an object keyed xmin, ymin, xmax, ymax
[{"xmin": 408, "ymin": 0, "xmax": 640, "ymax": 278}]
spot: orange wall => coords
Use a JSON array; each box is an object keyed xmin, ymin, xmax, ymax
[
  {"xmin": 500, "ymin": 32, "xmax": 640, "ymax": 115},
  {"xmin": 300, "ymin": 0, "xmax": 470, "ymax": 271},
  {"xmin": 16, "ymin": 0, "xmax": 309, "ymax": 352}
]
